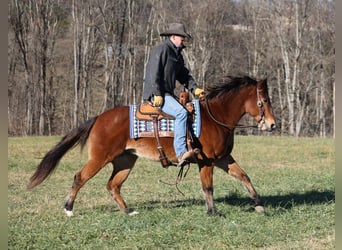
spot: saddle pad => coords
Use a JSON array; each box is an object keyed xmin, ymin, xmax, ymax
[{"xmin": 129, "ymin": 100, "xmax": 201, "ymax": 139}]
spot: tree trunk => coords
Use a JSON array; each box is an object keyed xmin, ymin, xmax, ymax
[{"xmin": 72, "ymin": 0, "xmax": 80, "ymax": 128}]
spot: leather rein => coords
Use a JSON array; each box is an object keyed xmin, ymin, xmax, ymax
[{"xmin": 204, "ymin": 88, "xmax": 265, "ymax": 130}]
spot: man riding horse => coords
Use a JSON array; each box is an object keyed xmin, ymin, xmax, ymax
[{"xmin": 142, "ymin": 23, "xmax": 205, "ymax": 166}]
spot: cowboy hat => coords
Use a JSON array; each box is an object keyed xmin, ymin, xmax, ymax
[{"xmin": 160, "ymin": 23, "xmax": 192, "ymax": 39}]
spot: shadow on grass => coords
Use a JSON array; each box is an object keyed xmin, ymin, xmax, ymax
[
  {"xmin": 94, "ymin": 189, "xmax": 335, "ymax": 214},
  {"xmin": 217, "ymin": 189, "xmax": 335, "ymax": 209}
]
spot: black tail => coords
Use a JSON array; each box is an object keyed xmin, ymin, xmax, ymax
[{"xmin": 27, "ymin": 117, "xmax": 98, "ymax": 190}]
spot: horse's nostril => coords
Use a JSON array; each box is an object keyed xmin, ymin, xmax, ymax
[{"xmin": 271, "ymin": 124, "xmax": 276, "ymax": 130}]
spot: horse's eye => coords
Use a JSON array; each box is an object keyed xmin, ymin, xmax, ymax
[{"xmin": 263, "ymin": 98, "xmax": 268, "ymax": 103}]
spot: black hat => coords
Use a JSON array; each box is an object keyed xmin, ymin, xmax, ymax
[{"xmin": 160, "ymin": 23, "xmax": 192, "ymax": 39}]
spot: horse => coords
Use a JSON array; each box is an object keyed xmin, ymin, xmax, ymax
[{"xmin": 28, "ymin": 75, "xmax": 276, "ymax": 216}]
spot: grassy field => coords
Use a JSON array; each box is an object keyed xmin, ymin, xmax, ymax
[{"xmin": 8, "ymin": 135, "xmax": 335, "ymax": 249}]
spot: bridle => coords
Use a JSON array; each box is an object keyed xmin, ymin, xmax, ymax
[
  {"xmin": 204, "ymin": 87, "xmax": 266, "ymax": 130},
  {"xmin": 256, "ymin": 87, "xmax": 266, "ymax": 128}
]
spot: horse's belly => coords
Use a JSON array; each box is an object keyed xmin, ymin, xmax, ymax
[{"xmin": 126, "ymin": 137, "xmax": 177, "ymax": 162}]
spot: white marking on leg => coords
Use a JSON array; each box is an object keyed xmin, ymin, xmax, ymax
[
  {"xmin": 128, "ymin": 210, "xmax": 139, "ymax": 216},
  {"xmin": 64, "ymin": 208, "xmax": 74, "ymax": 217}
]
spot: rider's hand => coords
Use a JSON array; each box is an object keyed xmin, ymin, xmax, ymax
[
  {"xmin": 153, "ymin": 95, "xmax": 163, "ymax": 107},
  {"xmin": 194, "ymin": 88, "xmax": 205, "ymax": 100}
]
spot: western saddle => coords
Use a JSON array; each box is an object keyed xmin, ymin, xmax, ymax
[{"xmin": 135, "ymin": 91, "xmax": 198, "ymax": 168}]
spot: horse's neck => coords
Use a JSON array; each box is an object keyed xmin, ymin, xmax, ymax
[{"xmin": 204, "ymin": 96, "xmax": 246, "ymax": 128}]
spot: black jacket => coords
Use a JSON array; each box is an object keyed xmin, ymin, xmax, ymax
[{"xmin": 142, "ymin": 38, "xmax": 198, "ymax": 100}]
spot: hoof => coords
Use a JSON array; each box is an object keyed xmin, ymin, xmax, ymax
[
  {"xmin": 128, "ymin": 210, "xmax": 139, "ymax": 216},
  {"xmin": 207, "ymin": 207, "xmax": 216, "ymax": 215},
  {"xmin": 125, "ymin": 208, "xmax": 139, "ymax": 216},
  {"xmin": 255, "ymin": 205, "xmax": 265, "ymax": 213},
  {"xmin": 64, "ymin": 208, "xmax": 74, "ymax": 217}
]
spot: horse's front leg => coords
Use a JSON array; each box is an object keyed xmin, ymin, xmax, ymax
[
  {"xmin": 199, "ymin": 164, "xmax": 215, "ymax": 215},
  {"xmin": 216, "ymin": 155, "xmax": 264, "ymax": 213}
]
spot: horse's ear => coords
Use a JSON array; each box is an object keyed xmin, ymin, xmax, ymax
[
  {"xmin": 261, "ymin": 78, "xmax": 268, "ymax": 88},
  {"xmin": 257, "ymin": 78, "xmax": 267, "ymax": 88}
]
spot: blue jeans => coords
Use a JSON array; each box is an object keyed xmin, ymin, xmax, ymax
[{"xmin": 160, "ymin": 95, "xmax": 188, "ymax": 158}]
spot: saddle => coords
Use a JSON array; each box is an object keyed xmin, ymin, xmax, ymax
[
  {"xmin": 136, "ymin": 101, "xmax": 175, "ymax": 121},
  {"xmin": 135, "ymin": 91, "xmax": 197, "ymax": 168}
]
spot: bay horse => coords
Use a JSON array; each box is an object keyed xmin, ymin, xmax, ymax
[{"xmin": 28, "ymin": 76, "xmax": 276, "ymax": 216}]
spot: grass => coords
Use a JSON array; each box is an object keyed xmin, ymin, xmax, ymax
[{"xmin": 8, "ymin": 135, "xmax": 335, "ymax": 249}]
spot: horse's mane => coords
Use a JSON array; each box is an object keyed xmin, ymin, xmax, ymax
[{"xmin": 206, "ymin": 75, "xmax": 257, "ymax": 100}]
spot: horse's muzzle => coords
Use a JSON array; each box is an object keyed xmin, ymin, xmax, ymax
[
  {"xmin": 258, "ymin": 120, "xmax": 276, "ymax": 132},
  {"xmin": 267, "ymin": 123, "xmax": 276, "ymax": 132}
]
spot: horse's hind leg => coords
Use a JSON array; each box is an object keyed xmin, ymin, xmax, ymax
[
  {"xmin": 216, "ymin": 155, "xmax": 264, "ymax": 213},
  {"xmin": 64, "ymin": 159, "xmax": 106, "ymax": 216},
  {"xmin": 106, "ymin": 151, "xmax": 138, "ymax": 215}
]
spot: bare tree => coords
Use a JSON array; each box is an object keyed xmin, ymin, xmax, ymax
[
  {"xmin": 8, "ymin": 0, "xmax": 335, "ymax": 137},
  {"xmin": 72, "ymin": 0, "xmax": 81, "ymax": 128},
  {"xmin": 9, "ymin": 0, "xmax": 33, "ymax": 135},
  {"xmin": 33, "ymin": 0, "xmax": 59, "ymax": 135},
  {"xmin": 8, "ymin": 0, "xmax": 59, "ymax": 135}
]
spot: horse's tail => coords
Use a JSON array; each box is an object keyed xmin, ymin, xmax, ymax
[{"xmin": 27, "ymin": 116, "xmax": 98, "ymax": 190}]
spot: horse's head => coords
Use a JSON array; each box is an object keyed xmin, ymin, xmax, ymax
[
  {"xmin": 204, "ymin": 76, "xmax": 276, "ymax": 131},
  {"xmin": 245, "ymin": 78, "xmax": 276, "ymax": 131}
]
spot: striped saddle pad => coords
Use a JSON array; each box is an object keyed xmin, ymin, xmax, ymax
[{"xmin": 129, "ymin": 100, "xmax": 201, "ymax": 139}]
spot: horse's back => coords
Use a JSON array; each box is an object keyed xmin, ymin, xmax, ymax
[{"xmin": 88, "ymin": 106, "xmax": 176, "ymax": 162}]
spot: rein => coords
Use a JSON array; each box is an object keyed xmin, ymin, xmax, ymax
[
  {"xmin": 159, "ymin": 164, "xmax": 190, "ymax": 196},
  {"xmin": 204, "ymin": 88, "xmax": 265, "ymax": 130}
]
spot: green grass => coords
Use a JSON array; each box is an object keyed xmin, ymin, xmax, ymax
[{"xmin": 8, "ymin": 135, "xmax": 335, "ymax": 249}]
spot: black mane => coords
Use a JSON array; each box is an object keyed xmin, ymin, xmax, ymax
[{"xmin": 206, "ymin": 76, "xmax": 257, "ymax": 100}]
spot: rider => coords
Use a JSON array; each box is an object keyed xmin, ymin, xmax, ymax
[{"xmin": 142, "ymin": 23, "xmax": 205, "ymax": 165}]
